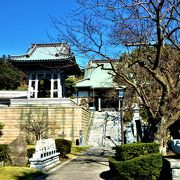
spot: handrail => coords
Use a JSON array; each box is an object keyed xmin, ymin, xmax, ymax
[{"xmin": 84, "ymin": 110, "xmax": 95, "ymax": 145}]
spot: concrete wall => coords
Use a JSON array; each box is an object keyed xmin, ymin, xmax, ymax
[{"xmin": 0, "ymin": 105, "xmax": 91, "ymax": 145}]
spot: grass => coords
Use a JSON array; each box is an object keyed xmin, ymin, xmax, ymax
[
  {"xmin": 0, "ymin": 145, "xmax": 90, "ymax": 179},
  {"xmin": 27, "ymin": 144, "xmax": 90, "ymax": 158},
  {"xmin": 71, "ymin": 145, "xmax": 90, "ymax": 154},
  {"xmin": 66, "ymin": 145, "xmax": 90, "ymax": 159},
  {"xmin": 27, "ymin": 144, "xmax": 35, "ymax": 149},
  {"xmin": 0, "ymin": 166, "xmax": 46, "ymax": 180},
  {"xmin": 27, "ymin": 144, "xmax": 90, "ymax": 154}
]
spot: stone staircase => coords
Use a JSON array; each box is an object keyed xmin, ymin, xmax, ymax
[{"xmin": 87, "ymin": 111, "xmax": 120, "ymax": 147}]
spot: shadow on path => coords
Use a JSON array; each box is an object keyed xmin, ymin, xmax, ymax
[
  {"xmin": 100, "ymin": 170, "xmax": 116, "ymax": 180},
  {"xmin": 40, "ymin": 147, "xmax": 116, "ymax": 180}
]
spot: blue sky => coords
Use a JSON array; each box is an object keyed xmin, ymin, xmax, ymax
[{"xmin": 0, "ymin": 0, "xmax": 76, "ymax": 56}]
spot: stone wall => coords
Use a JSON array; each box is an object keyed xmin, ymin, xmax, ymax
[{"xmin": 0, "ymin": 105, "xmax": 91, "ymax": 145}]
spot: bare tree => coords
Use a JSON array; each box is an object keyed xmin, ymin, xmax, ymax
[
  {"xmin": 21, "ymin": 109, "xmax": 49, "ymax": 142},
  {"xmin": 51, "ymin": 0, "xmax": 180, "ymax": 153}
]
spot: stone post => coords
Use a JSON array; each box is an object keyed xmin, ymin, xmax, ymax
[{"xmin": 132, "ymin": 103, "xmax": 140, "ymax": 142}]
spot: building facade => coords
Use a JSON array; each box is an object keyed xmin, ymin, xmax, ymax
[
  {"xmin": 75, "ymin": 60, "xmax": 119, "ymax": 111},
  {"xmin": 10, "ymin": 43, "xmax": 81, "ymax": 99}
]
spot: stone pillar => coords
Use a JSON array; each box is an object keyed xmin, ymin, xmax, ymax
[
  {"xmin": 28, "ymin": 74, "xmax": 32, "ymax": 99},
  {"xmin": 132, "ymin": 103, "xmax": 140, "ymax": 142},
  {"xmin": 34, "ymin": 73, "xmax": 39, "ymax": 98},
  {"xmin": 57, "ymin": 73, "xmax": 62, "ymax": 98},
  {"xmin": 98, "ymin": 98, "xmax": 101, "ymax": 111}
]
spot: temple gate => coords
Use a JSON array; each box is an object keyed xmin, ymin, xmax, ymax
[{"xmin": 10, "ymin": 43, "xmax": 81, "ymax": 98}]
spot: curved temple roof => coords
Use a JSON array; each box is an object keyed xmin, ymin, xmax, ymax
[
  {"xmin": 9, "ymin": 43, "xmax": 82, "ymax": 75},
  {"xmin": 76, "ymin": 60, "xmax": 117, "ymax": 89},
  {"xmin": 10, "ymin": 43, "xmax": 74, "ymax": 62}
]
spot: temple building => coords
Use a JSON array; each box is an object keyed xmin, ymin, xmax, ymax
[
  {"xmin": 10, "ymin": 43, "xmax": 81, "ymax": 99},
  {"xmin": 0, "ymin": 43, "xmax": 91, "ymax": 147},
  {"xmin": 75, "ymin": 60, "xmax": 118, "ymax": 111}
]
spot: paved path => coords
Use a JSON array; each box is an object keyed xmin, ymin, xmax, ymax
[{"xmin": 42, "ymin": 147, "xmax": 115, "ymax": 180}]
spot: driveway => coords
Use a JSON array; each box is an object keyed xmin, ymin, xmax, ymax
[{"xmin": 42, "ymin": 147, "xmax": 115, "ymax": 180}]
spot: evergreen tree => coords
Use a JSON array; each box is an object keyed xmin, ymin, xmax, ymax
[{"xmin": 0, "ymin": 59, "xmax": 25, "ymax": 90}]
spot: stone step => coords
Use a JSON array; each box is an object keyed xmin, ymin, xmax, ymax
[{"xmin": 87, "ymin": 111, "xmax": 120, "ymax": 147}]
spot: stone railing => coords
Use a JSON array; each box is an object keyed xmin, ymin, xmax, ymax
[
  {"xmin": 0, "ymin": 90, "xmax": 28, "ymax": 98},
  {"xmin": 164, "ymin": 139, "xmax": 180, "ymax": 180},
  {"xmin": 29, "ymin": 138, "xmax": 60, "ymax": 171},
  {"xmin": 10, "ymin": 98, "xmax": 79, "ymax": 107}
]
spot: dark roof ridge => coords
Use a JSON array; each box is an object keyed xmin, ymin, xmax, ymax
[{"xmin": 31, "ymin": 42, "xmax": 68, "ymax": 47}]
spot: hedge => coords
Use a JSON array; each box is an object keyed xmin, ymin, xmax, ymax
[
  {"xmin": 55, "ymin": 139, "xmax": 72, "ymax": 158},
  {"xmin": 109, "ymin": 153, "xmax": 162, "ymax": 180},
  {"xmin": 0, "ymin": 144, "xmax": 9, "ymax": 162},
  {"xmin": 27, "ymin": 148, "xmax": 35, "ymax": 159},
  {"xmin": 114, "ymin": 142, "xmax": 159, "ymax": 161}
]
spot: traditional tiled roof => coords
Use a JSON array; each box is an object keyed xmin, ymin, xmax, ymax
[
  {"xmin": 10, "ymin": 43, "xmax": 73, "ymax": 62},
  {"xmin": 76, "ymin": 60, "xmax": 117, "ymax": 89}
]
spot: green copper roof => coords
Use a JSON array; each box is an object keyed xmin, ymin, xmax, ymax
[
  {"xmin": 10, "ymin": 43, "xmax": 73, "ymax": 62},
  {"xmin": 76, "ymin": 60, "xmax": 117, "ymax": 89}
]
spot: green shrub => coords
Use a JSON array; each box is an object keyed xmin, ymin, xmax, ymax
[
  {"xmin": 109, "ymin": 153, "xmax": 162, "ymax": 180},
  {"xmin": 0, "ymin": 144, "xmax": 9, "ymax": 162},
  {"xmin": 27, "ymin": 148, "xmax": 35, "ymax": 159},
  {"xmin": 109, "ymin": 156, "xmax": 122, "ymax": 174},
  {"xmin": 114, "ymin": 142, "xmax": 159, "ymax": 161},
  {"xmin": 55, "ymin": 139, "xmax": 72, "ymax": 158},
  {"xmin": 0, "ymin": 122, "xmax": 4, "ymax": 136}
]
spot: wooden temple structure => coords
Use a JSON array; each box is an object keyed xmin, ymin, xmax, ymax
[
  {"xmin": 10, "ymin": 43, "xmax": 81, "ymax": 99},
  {"xmin": 76, "ymin": 60, "xmax": 118, "ymax": 111}
]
